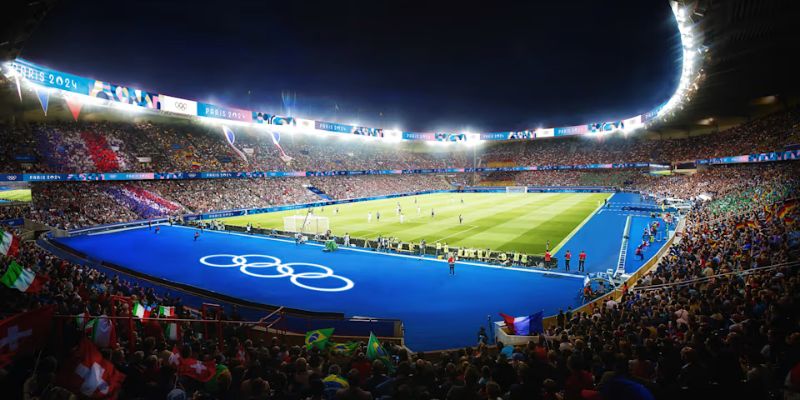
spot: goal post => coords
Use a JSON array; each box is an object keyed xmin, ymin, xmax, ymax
[
  {"xmin": 506, "ymin": 186, "xmax": 528, "ymax": 194},
  {"xmin": 283, "ymin": 215, "xmax": 330, "ymax": 235}
]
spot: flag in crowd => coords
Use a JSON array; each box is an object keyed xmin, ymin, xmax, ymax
[
  {"xmin": 132, "ymin": 303, "xmax": 151, "ymax": 319},
  {"xmin": 1, "ymin": 261, "xmax": 46, "ymax": 293},
  {"xmin": 168, "ymin": 345, "xmax": 181, "ymax": 366},
  {"xmin": 366, "ymin": 332, "xmax": 394, "ymax": 372},
  {"xmin": 158, "ymin": 306, "xmax": 176, "ymax": 317},
  {"xmin": 76, "ymin": 310, "xmax": 95, "ymax": 334},
  {"xmin": 165, "ymin": 322, "xmax": 181, "ymax": 342},
  {"xmin": 0, "ymin": 231, "xmax": 20, "ymax": 257},
  {"xmin": 90, "ymin": 316, "xmax": 116, "ymax": 348},
  {"xmin": 0, "ymin": 306, "xmax": 55, "ymax": 366},
  {"xmin": 179, "ymin": 357, "xmax": 216, "ymax": 382},
  {"xmin": 499, "ymin": 311, "xmax": 544, "ymax": 336},
  {"xmin": 331, "ymin": 341, "xmax": 359, "ymax": 356},
  {"xmin": 304, "ymin": 328, "xmax": 334, "ymax": 350},
  {"xmin": 57, "ymin": 339, "xmax": 125, "ymax": 399}
]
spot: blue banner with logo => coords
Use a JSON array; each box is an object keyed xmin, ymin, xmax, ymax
[{"xmin": 10, "ymin": 58, "xmax": 93, "ymax": 95}]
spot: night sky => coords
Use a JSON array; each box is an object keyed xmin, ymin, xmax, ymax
[{"xmin": 20, "ymin": 0, "xmax": 681, "ymax": 132}]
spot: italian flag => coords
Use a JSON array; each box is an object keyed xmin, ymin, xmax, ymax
[
  {"xmin": 1, "ymin": 261, "xmax": 45, "ymax": 293},
  {"xmin": 165, "ymin": 322, "xmax": 181, "ymax": 342},
  {"xmin": 159, "ymin": 306, "xmax": 176, "ymax": 317},
  {"xmin": 0, "ymin": 232, "xmax": 19, "ymax": 257},
  {"xmin": 90, "ymin": 316, "xmax": 116, "ymax": 348},
  {"xmin": 132, "ymin": 303, "xmax": 150, "ymax": 319}
]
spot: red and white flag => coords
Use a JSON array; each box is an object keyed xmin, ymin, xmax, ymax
[
  {"xmin": 0, "ymin": 231, "xmax": 20, "ymax": 257},
  {"xmin": 58, "ymin": 339, "xmax": 125, "ymax": 399},
  {"xmin": 178, "ymin": 357, "xmax": 216, "ymax": 382},
  {"xmin": 0, "ymin": 306, "xmax": 54, "ymax": 361},
  {"xmin": 168, "ymin": 345, "xmax": 182, "ymax": 367}
]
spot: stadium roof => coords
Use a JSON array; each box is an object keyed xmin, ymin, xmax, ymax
[
  {"xmin": 1, "ymin": 0, "xmax": 798, "ymax": 138},
  {"xmin": 650, "ymin": 0, "xmax": 800, "ymax": 134}
]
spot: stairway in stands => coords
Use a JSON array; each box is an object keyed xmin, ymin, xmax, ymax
[{"xmin": 304, "ymin": 185, "xmax": 332, "ymax": 201}]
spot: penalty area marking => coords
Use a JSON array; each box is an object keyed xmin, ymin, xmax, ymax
[{"xmin": 168, "ymin": 224, "xmax": 585, "ymax": 279}]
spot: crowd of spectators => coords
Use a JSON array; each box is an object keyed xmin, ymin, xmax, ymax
[
  {"xmin": 481, "ymin": 107, "xmax": 800, "ymax": 166},
  {"xmin": 1, "ymin": 107, "xmax": 798, "ymax": 175},
  {"xmin": 0, "ymin": 160, "xmax": 798, "ymax": 399},
  {"xmin": 311, "ymin": 175, "xmax": 451, "ymax": 200}
]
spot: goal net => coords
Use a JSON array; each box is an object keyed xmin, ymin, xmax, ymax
[
  {"xmin": 506, "ymin": 186, "xmax": 528, "ymax": 194},
  {"xmin": 283, "ymin": 215, "xmax": 330, "ymax": 235}
]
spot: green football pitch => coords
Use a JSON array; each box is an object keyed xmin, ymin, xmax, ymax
[
  {"xmin": 0, "ymin": 189, "xmax": 31, "ymax": 202},
  {"xmin": 220, "ymin": 192, "xmax": 610, "ymax": 255}
]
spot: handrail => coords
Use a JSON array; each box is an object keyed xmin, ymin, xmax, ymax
[{"xmin": 632, "ymin": 261, "xmax": 800, "ymax": 291}]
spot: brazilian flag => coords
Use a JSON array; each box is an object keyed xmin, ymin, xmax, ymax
[
  {"xmin": 305, "ymin": 328, "xmax": 334, "ymax": 350},
  {"xmin": 366, "ymin": 332, "xmax": 394, "ymax": 372},
  {"xmin": 332, "ymin": 341, "xmax": 359, "ymax": 355}
]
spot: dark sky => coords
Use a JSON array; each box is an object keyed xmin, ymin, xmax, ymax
[{"xmin": 21, "ymin": 0, "xmax": 681, "ymax": 132}]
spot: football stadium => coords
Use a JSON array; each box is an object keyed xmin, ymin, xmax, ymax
[{"xmin": 0, "ymin": 0, "xmax": 799, "ymax": 398}]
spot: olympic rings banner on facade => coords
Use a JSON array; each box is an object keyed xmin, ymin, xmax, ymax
[{"xmin": 160, "ymin": 95, "xmax": 198, "ymax": 116}]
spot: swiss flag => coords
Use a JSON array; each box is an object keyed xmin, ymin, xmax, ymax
[
  {"xmin": 178, "ymin": 357, "xmax": 216, "ymax": 382},
  {"xmin": 0, "ymin": 305, "xmax": 54, "ymax": 362},
  {"xmin": 168, "ymin": 345, "xmax": 181, "ymax": 367},
  {"xmin": 58, "ymin": 339, "xmax": 125, "ymax": 398}
]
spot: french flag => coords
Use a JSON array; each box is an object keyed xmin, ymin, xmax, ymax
[
  {"xmin": 499, "ymin": 311, "xmax": 544, "ymax": 336},
  {"xmin": 222, "ymin": 126, "xmax": 248, "ymax": 163}
]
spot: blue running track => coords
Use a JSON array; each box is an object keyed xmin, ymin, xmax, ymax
[{"xmin": 55, "ymin": 192, "xmax": 669, "ymax": 350}]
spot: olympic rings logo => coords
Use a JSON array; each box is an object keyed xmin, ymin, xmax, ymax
[{"xmin": 199, "ymin": 254, "xmax": 354, "ymax": 292}]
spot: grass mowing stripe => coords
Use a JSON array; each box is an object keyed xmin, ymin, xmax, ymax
[
  {"xmin": 506, "ymin": 194, "xmax": 604, "ymax": 254},
  {"xmin": 399, "ymin": 193, "xmax": 557, "ymax": 243},
  {"xmin": 220, "ymin": 193, "xmax": 605, "ymax": 255}
]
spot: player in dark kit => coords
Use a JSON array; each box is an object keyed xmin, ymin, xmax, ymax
[
  {"xmin": 459, "ymin": 214, "xmax": 463, "ymax": 224},
  {"xmin": 154, "ymin": 226, "xmax": 160, "ymax": 234},
  {"xmin": 194, "ymin": 231, "xmax": 200, "ymax": 241}
]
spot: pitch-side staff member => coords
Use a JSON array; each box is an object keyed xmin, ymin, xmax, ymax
[{"xmin": 448, "ymin": 254, "xmax": 456, "ymax": 276}]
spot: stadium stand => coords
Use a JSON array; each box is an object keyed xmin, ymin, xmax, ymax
[
  {"xmin": 1, "ymin": 107, "xmax": 798, "ymax": 175},
  {"xmin": 1, "ymin": 159, "xmax": 798, "ymax": 399}
]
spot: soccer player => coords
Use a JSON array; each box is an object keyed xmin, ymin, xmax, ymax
[
  {"xmin": 460, "ymin": 198, "xmax": 464, "ymax": 204},
  {"xmin": 376, "ymin": 211, "xmax": 381, "ymax": 222},
  {"xmin": 420, "ymin": 239, "xmax": 426, "ymax": 258},
  {"xmin": 194, "ymin": 231, "xmax": 200, "ymax": 241},
  {"xmin": 399, "ymin": 213, "xmax": 405, "ymax": 224},
  {"xmin": 564, "ymin": 250, "xmax": 571, "ymax": 272},
  {"xmin": 335, "ymin": 207, "xmax": 339, "ymax": 215},
  {"xmin": 431, "ymin": 209, "xmax": 435, "ymax": 218},
  {"xmin": 448, "ymin": 254, "xmax": 456, "ymax": 275},
  {"xmin": 417, "ymin": 205, "xmax": 421, "ymax": 215},
  {"xmin": 367, "ymin": 212, "xmax": 372, "ymax": 223},
  {"xmin": 459, "ymin": 214, "xmax": 463, "ymax": 224},
  {"xmin": 344, "ymin": 233, "xmax": 350, "ymax": 247},
  {"xmin": 545, "ymin": 240, "xmax": 550, "ymax": 252},
  {"xmin": 578, "ymin": 250, "xmax": 587, "ymax": 272}
]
